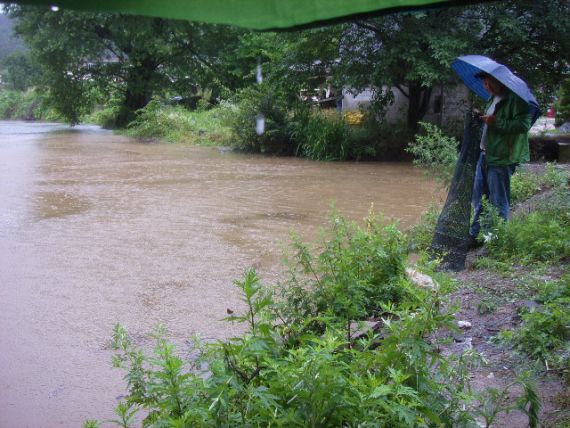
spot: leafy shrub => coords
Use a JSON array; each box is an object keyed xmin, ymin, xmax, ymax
[
  {"xmin": 406, "ymin": 121, "xmax": 458, "ymax": 186},
  {"xmin": 126, "ymin": 99, "xmax": 231, "ymax": 145},
  {"xmin": 0, "ymin": 88, "xmax": 61, "ymax": 121},
  {"xmin": 290, "ymin": 109, "xmax": 350, "ymax": 160},
  {"xmin": 406, "ymin": 204, "xmax": 441, "ymax": 252},
  {"xmin": 511, "ymin": 170, "xmax": 542, "ymax": 205},
  {"xmin": 276, "ymin": 211, "xmax": 411, "ymax": 342},
  {"xmin": 88, "ymin": 212, "xmax": 494, "ymax": 427},
  {"xmin": 501, "ymin": 275, "xmax": 570, "ymax": 378},
  {"xmin": 511, "ymin": 164, "xmax": 569, "ymax": 205},
  {"xmin": 85, "ymin": 105, "xmax": 121, "ymax": 129},
  {"xmin": 226, "ymin": 84, "xmax": 294, "ymax": 154},
  {"xmin": 228, "ymin": 87, "xmax": 382, "ymax": 160},
  {"xmin": 486, "ymin": 213, "xmax": 570, "ymax": 264}
]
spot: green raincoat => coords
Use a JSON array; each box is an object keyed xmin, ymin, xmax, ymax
[{"xmin": 484, "ymin": 90, "xmax": 532, "ymax": 167}]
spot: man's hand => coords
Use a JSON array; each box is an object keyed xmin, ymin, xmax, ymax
[{"xmin": 480, "ymin": 114, "xmax": 496, "ymax": 126}]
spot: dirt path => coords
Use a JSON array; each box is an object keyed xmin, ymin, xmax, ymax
[{"xmin": 438, "ymin": 249, "xmax": 568, "ymax": 427}]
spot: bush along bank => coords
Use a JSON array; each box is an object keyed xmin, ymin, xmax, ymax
[
  {"xmin": 225, "ymin": 85, "xmax": 414, "ymax": 161},
  {"xmin": 0, "ymin": 89, "xmax": 62, "ymax": 121},
  {"xmin": 117, "ymin": 100, "xmax": 232, "ymax": 146},
  {"xmin": 85, "ymin": 211, "xmax": 548, "ymax": 428},
  {"xmin": 120, "ymin": 89, "xmax": 416, "ymax": 161},
  {"xmin": 448, "ymin": 171, "xmax": 569, "ymax": 426},
  {"xmin": 0, "ymin": 85, "xmax": 419, "ymax": 162}
]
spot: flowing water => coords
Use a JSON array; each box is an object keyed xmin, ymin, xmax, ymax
[{"xmin": 0, "ymin": 121, "xmax": 442, "ymax": 427}]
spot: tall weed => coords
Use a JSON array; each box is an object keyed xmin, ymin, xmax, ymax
[
  {"xmin": 290, "ymin": 109, "xmax": 351, "ymax": 160},
  {"xmin": 126, "ymin": 99, "xmax": 231, "ymax": 145},
  {"xmin": 500, "ymin": 275, "xmax": 570, "ymax": 378},
  {"xmin": 406, "ymin": 204, "xmax": 441, "ymax": 252},
  {"xmin": 406, "ymin": 121, "xmax": 458, "ymax": 186},
  {"xmin": 511, "ymin": 164, "xmax": 569, "ymax": 205},
  {"xmin": 485, "ymin": 190, "xmax": 570, "ymax": 264},
  {"xmin": 89, "ymin": 212, "xmax": 489, "ymax": 427},
  {"xmin": 290, "ymin": 110, "xmax": 377, "ymax": 161}
]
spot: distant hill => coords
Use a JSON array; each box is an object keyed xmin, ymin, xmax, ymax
[{"xmin": 0, "ymin": 13, "xmax": 27, "ymax": 63}]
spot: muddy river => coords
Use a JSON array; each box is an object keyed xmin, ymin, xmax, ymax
[{"xmin": 0, "ymin": 121, "xmax": 442, "ymax": 427}]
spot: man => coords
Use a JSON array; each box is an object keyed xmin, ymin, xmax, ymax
[{"xmin": 469, "ymin": 72, "xmax": 532, "ymax": 245}]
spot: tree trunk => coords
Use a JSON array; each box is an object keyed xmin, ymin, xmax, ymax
[
  {"xmin": 115, "ymin": 60, "xmax": 158, "ymax": 128},
  {"xmin": 406, "ymin": 81, "xmax": 432, "ymax": 132}
]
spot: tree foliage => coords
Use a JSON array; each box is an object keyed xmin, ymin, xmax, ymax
[
  {"xmin": 7, "ymin": 5, "xmax": 250, "ymax": 125},
  {"xmin": 1, "ymin": 51, "xmax": 40, "ymax": 91},
  {"xmin": 337, "ymin": 0, "xmax": 570, "ymax": 130},
  {"xmin": 338, "ymin": 9, "xmax": 474, "ymax": 130},
  {"xmin": 556, "ymin": 77, "xmax": 570, "ymax": 126},
  {"xmin": 5, "ymin": 1, "xmax": 570, "ymax": 133},
  {"xmin": 475, "ymin": 0, "xmax": 570, "ymax": 108}
]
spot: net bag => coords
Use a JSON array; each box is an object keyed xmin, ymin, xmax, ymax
[{"xmin": 430, "ymin": 113, "xmax": 482, "ymax": 271}]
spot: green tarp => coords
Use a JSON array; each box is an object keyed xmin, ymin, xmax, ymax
[{"xmin": 12, "ymin": 0, "xmax": 461, "ymax": 29}]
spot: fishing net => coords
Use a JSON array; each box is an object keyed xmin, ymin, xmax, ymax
[{"xmin": 430, "ymin": 113, "xmax": 482, "ymax": 271}]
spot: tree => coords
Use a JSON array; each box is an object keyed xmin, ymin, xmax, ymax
[
  {"xmin": 336, "ymin": 0, "xmax": 570, "ymax": 130},
  {"xmin": 475, "ymin": 0, "xmax": 570, "ymax": 108},
  {"xmin": 556, "ymin": 77, "xmax": 570, "ymax": 126},
  {"xmin": 7, "ymin": 5, "xmax": 249, "ymax": 126},
  {"xmin": 1, "ymin": 51, "xmax": 40, "ymax": 90},
  {"xmin": 337, "ymin": 9, "xmax": 475, "ymax": 130}
]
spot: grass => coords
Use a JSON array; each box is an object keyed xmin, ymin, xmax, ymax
[
  {"xmin": 118, "ymin": 100, "xmax": 232, "ymax": 146},
  {"xmin": 0, "ymin": 88, "xmax": 62, "ymax": 121}
]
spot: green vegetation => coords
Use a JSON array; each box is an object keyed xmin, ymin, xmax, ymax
[
  {"xmin": 406, "ymin": 143, "xmax": 569, "ymax": 402},
  {"xmin": 122, "ymin": 100, "xmax": 231, "ymax": 146},
  {"xmin": 291, "ymin": 110, "xmax": 380, "ymax": 161},
  {"xmin": 556, "ymin": 77, "xmax": 570, "ymax": 127},
  {"xmin": 482, "ymin": 189, "xmax": 569, "ymax": 266},
  {"xmin": 225, "ymin": 86, "xmax": 384, "ymax": 160},
  {"xmin": 474, "ymin": 374, "xmax": 541, "ymax": 428},
  {"xmin": 291, "ymin": 109, "xmax": 354, "ymax": 161},
  {"xmin": 2, "ymin": 0, "xmax": 568, "ymax": 144},
  {"xmin": 465, "ymin": 186, "xmax": 569, "ymax": 398},
  {"xmin": 1, "ymin": 51, "xmax": 40, "ymax": 91},
  {"xmin": 86, "ymin": 212, "xmax": 547, "ymax": 427},
  {"xmin": 406, "ymin": 204, "xmax": 441, "ymax": 253},
  {"xmin": 406, "ymin": 121, "xmax": 458, "ymax": 185},
  {"xmin": 0, "ymin": 88, "xmax": 61, "ymax": 121},
  {"xmin": 500, "ymin": 273, "xmax": 570, "ymax": 379},
  {"xmin": 225, "ymin": 85, "xmax": 294, "ymax": 154},
  {"xmin": 406, "ymin": 162, "xmax": 569, "ymax": 254},
  {"xmin": 0, "ymin": 14, "xmax": 26, "ymax": 63},
  {"xmin": 511, "ymin": 164, "xmax": 570, "ymax": 205}
]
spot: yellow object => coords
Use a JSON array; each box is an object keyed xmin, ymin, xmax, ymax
[{"xmin": 344, "ymin": 111, "xmax": 365, "ymax": 126}]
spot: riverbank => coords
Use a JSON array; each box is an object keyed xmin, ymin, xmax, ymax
[
  {"xmin": 83, "ymin": 162, "xmax": 568, "ymax": 427},
  {"xmin": 0, "ymin": 88, "xmax": 62, "ymax": 122},
  {"xmin": 443, "ymin": 164, "xmax": 570, "ymax": 426},
  {"xmin": 449, "ymin": 255, "xmax": 568, "ymax": 427}
]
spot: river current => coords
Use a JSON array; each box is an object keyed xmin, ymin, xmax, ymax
[{"xmin": 0, "ymin": 121, "xmax": 442, "ymax": 426}]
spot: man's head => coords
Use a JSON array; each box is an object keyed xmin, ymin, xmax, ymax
[{"xmin": 475, "ymin": 72, "xmax": 507, "ymax": 97}]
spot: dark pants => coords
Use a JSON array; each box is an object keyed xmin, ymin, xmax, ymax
[{"xmin": 470, "ymin": 152, "xmax": 516, "ymax": 237}]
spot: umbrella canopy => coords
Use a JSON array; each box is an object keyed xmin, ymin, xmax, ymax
[
  {"xmin": 11, "ymin": 0, "xmax": 487, "ymax": 30},
  {"xmin": 451, "ymin": 55, "xmax": 540, "ymax": 124}
]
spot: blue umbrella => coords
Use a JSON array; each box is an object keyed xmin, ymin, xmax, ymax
[{"xmin": 451, "ymin": 55, "xmax": 541, "ymax": 124}]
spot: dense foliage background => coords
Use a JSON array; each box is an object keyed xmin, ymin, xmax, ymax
[{"xmin": 1, "ymin": 0, "xmax": 568, "ymax": 148}]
